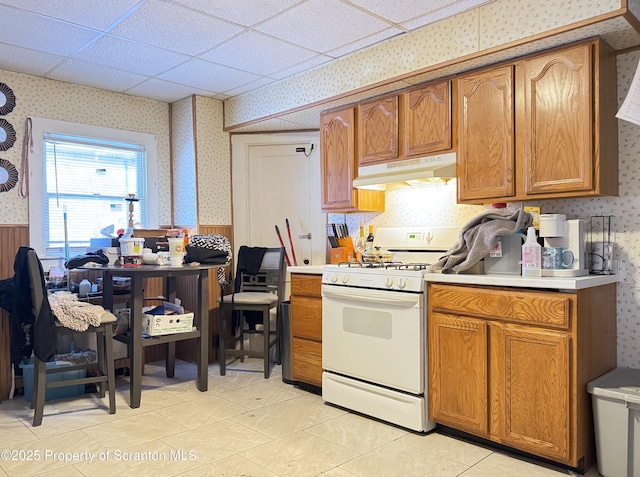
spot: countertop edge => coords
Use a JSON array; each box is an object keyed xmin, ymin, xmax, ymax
[
  {"xmin": 423, "ymin": 272, "xmax": 618, "ymax": 290},
  {"xmin": 287, "ymin": 265, "xmax": 325, "ymax": 275}
]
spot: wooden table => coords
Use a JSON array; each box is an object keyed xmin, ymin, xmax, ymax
[{"xmin": 90, "ymin": 262, "xmax": 227, "ymax": 408}]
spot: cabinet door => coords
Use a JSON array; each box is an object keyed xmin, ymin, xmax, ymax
[
  {"xmin": 519, "ymin": 43, "xmax": 593, "ymax": 195},
  {"xmin": 401, "ymin": 80, "xmax": 452, "ymax": 157},
  {"xmin": 291, "ymin": 296, "xmax": 322, "ymax": 340},
  {"xmin": 292, "ymin": 338, "xmax": 323, "ymax": 386},
  {"xmin": 458, "ymin": 65, "xmax": 515, "ymax": 202},
  {"xmin": 491, "ymin": 324, "xmax": 571, "ymax": 462},
  {"xmin": 320, "ymin": 106, "xmax": 358, "ymax": 211},
  {"xmin": 429, "ymin": 312, "xmax": 489, "ymax": 437},
  {"xmin": 358, "ymin": 95, "xmax": 399, "ymax": 165}
]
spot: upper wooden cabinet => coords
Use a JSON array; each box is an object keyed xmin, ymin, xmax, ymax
[
  {"xmin": 457, "ymin": 37, "xmax": 618, "ymax": 204},
  {"xmin": 457, "ymin": 65, "xmax": 515, "ymax": 201},
  {"xmin": 358, "ymin": 94, "xmax": 399, "ymax": 165},
  {"xmin": 400, "ymin": 80, "xmax": 453, "ymax": 158},
  {"xmin": 320, "ymin": 106, "xmax": 384, "ymax": 212},
  {"xmin": 357, "ymin": 79, "xmax": 454, "ymax": 166}
]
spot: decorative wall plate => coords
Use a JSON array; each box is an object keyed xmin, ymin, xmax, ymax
[
  {"xmin": 0, "ymin": 158, "xmax": 18, "ymax": 192},
  {"xmin": 0, "ymin": 83, "xmax": 16, "ymax": 115},
  {"xmin": 0, "ymin": 118, "xmax": 16, "ymax": 151}
]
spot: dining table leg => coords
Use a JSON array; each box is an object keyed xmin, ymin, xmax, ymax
[
  {"xmin": 129, "ymin": 275, "xmax": 144, "ymax": 408},
  {"xmin": 197, "ymin": 269, "xmax": 209, "ymax": 391},
  {"xmin": 164, "ymin": 276, "xmax": 177, "ymax": 378}
]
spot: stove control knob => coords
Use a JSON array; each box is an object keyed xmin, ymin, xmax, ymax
[
  {"xmin": 398, "ymin": 277, "xmax": 407, "ymax": 289},
  {"xmin": 341, "ymin": 273, "xmax": 349, "ymax": 284},
  {"xmin": 385, "ymin": 276, "xmax": 394, "ymax": 288},
  {"xmin": 331, "ymin": 272, "xmax": 338, "ymax": 283}
]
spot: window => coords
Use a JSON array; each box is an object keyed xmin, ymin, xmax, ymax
[{"xmin": 29, "ymin": 118, "xmax": 158, "ymax": 262}]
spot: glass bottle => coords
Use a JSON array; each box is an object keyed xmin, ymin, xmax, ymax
[
  {"xmin": 366, "ymin": 225, "xmax": 375, "ymax": 251},
  {"xmin": 355, "ymin": 222, "xmax": 366, "ymax": 261}
]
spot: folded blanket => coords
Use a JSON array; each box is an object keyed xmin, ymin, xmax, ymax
[
  {"xmin": 430, "ymin": 208, "xmax": 533, "ymax": 274},
  {"xmin": 47, "ymin": 291, "xmax": 105, "ymax": 331}
]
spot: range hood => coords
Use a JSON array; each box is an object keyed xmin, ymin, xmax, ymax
[{"xmin": 353, "ymin": 152, "xmax": 457, "ymax": 190}]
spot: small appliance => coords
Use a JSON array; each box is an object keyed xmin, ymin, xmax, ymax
[{"xmin": 539, "ymin": 214, "xmax": 588, "ymax": 277}]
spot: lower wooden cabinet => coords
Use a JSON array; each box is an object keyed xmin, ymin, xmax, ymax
[
  {"xmin": 428, "ymin": 282, "xmax": 617, "ymax": 471},
  {"xmin": 290, "ymin": 273, "xmax": 323, "ymax": 387}
]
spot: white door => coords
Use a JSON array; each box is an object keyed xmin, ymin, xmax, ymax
[{"xmin": 232, "ymin": 133, "xmax": 325, "ymax": 266}]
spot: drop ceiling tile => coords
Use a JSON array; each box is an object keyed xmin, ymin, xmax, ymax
[
  {"xmin": 73, "ymin": 35, "xmax": 190, "ymax": 76},
  {"xmin": 269, "ymin": 55, "xmax": 333, "ymax": 80},
  {"xmin": 201, "ymin": 31, "xmax": 318, "ymax": 76},
  {"xmin": 125, "ymin": 78, "xmax": 214, "ymax": 103},
  {"xmin": 0, "ymin": 4, "xmax": 99, "ymax": 56},
  {"xmin": 158, "ymin": 58, "xmax": 262, "ymax": 93},
  {"xmin": 326, "ymin": 27, "xmax": 402, "ymax": 58},
  {"xmin": 109, "ymin": 0, "xmax": 244, "ymax": 55},
  {"xmin": 347, "ymin": 0, "xmax": 456, "ymax": 24},
  {"xmin": 172, "ymin": 0, "xmax": 301, "ymax": 27},
  {"xmin": 256, "ymin": 0, "xmax": 394, "ymax": 53},
  {"xmin": 0, "ymin": 42, "xmax": 66, "ymax": 76},
  {"xmin": 0, "ymin": 0, "xmax": 142, "ymax": 30},
  {"xmin": 48, "ymin": 58, "xmax": 149, "ymax": 93}
]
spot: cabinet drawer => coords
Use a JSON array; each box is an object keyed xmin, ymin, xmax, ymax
[
  {"xmin": 292, "ymin": 338, "xmax": 323, "ymax": 386},
  {"xmin": 291, "ymin": 274, "xmax": 322, "ymax": 297},
  {"xmin": 291, "ymin": 296, "xmax": 322, "ymax": 340},
  {"xmin": 429, "ymin": 284, "xmax": 571, "ymax": 329}
]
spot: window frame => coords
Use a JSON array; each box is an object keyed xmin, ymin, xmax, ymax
[{"xmin": 28, "ymin": 117, "xmax": 159, "ymax": 265}]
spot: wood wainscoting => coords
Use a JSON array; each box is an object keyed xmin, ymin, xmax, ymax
[{"xmin": 0, "ymin": 225, "xmax": 30, "ymax": 399}]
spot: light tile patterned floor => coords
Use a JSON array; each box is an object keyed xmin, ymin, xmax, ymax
[{"xmin": 0, "ymin": 359, "xmax": 602, "ymax": 477}]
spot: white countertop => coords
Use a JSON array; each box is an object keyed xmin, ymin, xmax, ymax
[
  {"xmin": 423, "ymin": 272, "xmax": 618, "ymax": 290},
  {"xmin": 287, "ymin": 265, "xmax": 325, "ymax": 275}
]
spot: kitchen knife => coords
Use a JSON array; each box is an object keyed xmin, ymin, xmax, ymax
[
  {"xmin": 328, "ymin": 235, "xmax": 339, "ymax": 248},
  {"xmin": 332, "ymin": 223, "xmax": 339, "ymax": 238}
]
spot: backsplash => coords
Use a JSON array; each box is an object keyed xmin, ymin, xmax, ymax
[{"xmin": 331, "ymin": 50, "xmax": 640, "ymax": 368}]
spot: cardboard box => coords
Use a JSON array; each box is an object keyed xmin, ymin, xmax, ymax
[{"xmin": 142, "ymin": 311, "xmax": 194, "ymax": 336}]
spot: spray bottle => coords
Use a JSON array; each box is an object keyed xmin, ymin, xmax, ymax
[{"xmin": 521, "ymin": 226, "xmax": 542, "ymax": 277}]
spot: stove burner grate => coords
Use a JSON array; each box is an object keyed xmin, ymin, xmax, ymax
[{"xmin": 335, "ymin": 261, "xmax": 431, "ymax": 270}]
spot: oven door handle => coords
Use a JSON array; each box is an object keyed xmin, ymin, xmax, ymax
[{"xmin": 322, "ymin": 286, "xmax": 420, "ymax": 307}]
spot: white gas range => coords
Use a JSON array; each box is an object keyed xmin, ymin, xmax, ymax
[{"xmin": 321, "ymin": 226, "xmax": 460, "ymax": 432}]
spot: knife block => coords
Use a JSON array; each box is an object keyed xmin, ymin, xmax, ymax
[
  {"xmin": 330, "ymin": 247, "xmax": 349, "ymax": 264},
  {"xmin": 337, "ymin": 237, "xmax": 355, "ymax": 259}
]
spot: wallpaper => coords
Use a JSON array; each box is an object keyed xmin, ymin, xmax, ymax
[
  {"xmin": 225, "ymin": 0, "xmax": 622, "ymax": 128},
  {"xmin": 194, "ymin": 96, "xmax": 231, "ymax": 225},
  {"xmin": 0, "ymin": 69, "xmax": 171, "ymax": 225},
  {"xmin": 171, "ymin": 96, "xmax": 197, "ymax": 227}
]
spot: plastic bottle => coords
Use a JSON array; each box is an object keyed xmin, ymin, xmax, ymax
[
  {"xmin": 366, "ymin": 225, "xmax": 375, "ymax": 251},
  {"xmin": 78, "ymin": 278, "xmax": 91, "ymax": 297},
  {"xmin": 521, "ymin": 226, "xmax": 542, "ymax": 277}
]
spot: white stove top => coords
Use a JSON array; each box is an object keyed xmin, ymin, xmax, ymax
[{"xmin": 322, "ymin": 226, "xmax": 459, "ymax": 292}]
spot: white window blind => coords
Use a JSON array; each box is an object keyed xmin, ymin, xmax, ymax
[
  {"xmin": 28, "ymin": 117, "xmax": 159, "ymax": 263},
  {"xmin": 43, "ymin": 133, "xmax": 148, "ymax": 255}
]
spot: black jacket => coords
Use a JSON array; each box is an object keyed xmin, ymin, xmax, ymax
[{"xmin": 10, "ymin": 247, "xmax": 57, "ymax": 365}]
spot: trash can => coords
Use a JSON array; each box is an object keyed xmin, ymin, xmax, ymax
[
  {"xmin": 279, "ymin": 301, "xmax": 297, "ymax": 385},
  {"xmin": 587, "ymin": 367, "xmax": 640, "ymax": 477}
]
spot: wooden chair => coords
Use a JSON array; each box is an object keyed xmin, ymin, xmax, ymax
[
  {"xmin": 26, "ymin": 249, "xmax": 116, "ymax": 426},
  {"xmin": 217, "ymin": 247, "xmax": 286, "ymax": 378}
]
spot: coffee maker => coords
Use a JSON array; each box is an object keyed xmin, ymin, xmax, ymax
[{"xmin": 539, "ymin": 214, "xmax": 589, "ymax": 277}]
